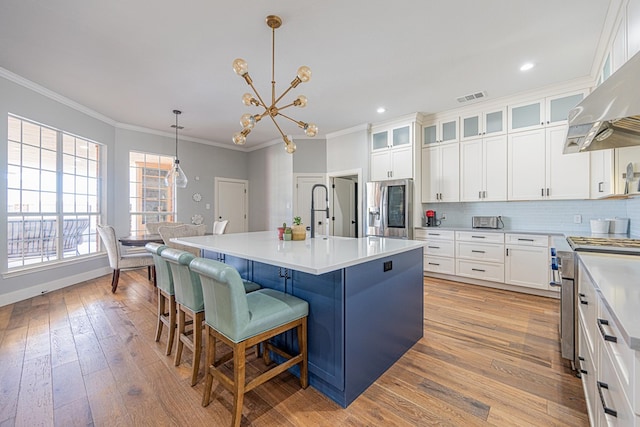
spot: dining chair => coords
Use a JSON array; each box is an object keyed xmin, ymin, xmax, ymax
[
  {"xmin": 146, "ymin": 242, "xmax": 177, "ymax": 355},
  {"xmin": 189, "ymin": 257, "xmax": 308, "ymax": 427},
  {"xmin": 158, "ymin": 224, "xmax": 207, "ymax": 256},
  {"xmin": 160, "ymin": 247, "xmax": 205, "ymax": 386},
  {"xmin": 145, "ymin": 221, "xmax": 182, "ymax": 235},
  {"xmin": 213, "ymin": 219, "xmax": 229, "ymax": 235},
  {"xmin": 97, "ymin": 224, "xmax": 155, "ymax": 293}
]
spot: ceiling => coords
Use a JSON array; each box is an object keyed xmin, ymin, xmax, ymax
[{"xmin": 0, "ymin": 1, "xmax": 613, "ymax": 149}]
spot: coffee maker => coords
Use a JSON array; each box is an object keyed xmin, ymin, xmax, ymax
[{"xmin": 426, "ymin": 210, "xmax": 437, "ymax": 227}]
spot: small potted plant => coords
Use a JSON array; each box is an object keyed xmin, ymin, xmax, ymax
[
  {"xmin": 291, "ymin": 216, "xmax": 306, "ymax": 241},
  {"xmin": 283, "ymin": 226, "xmax": 293, "ymax": 241},
  {"xmin": 278, "ymin": 222, "xmax": 287, "ymax": 240}
]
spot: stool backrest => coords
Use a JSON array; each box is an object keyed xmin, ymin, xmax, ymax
[
  {"xmin": 158, "ymin": 224, "xmax": 207, "ymax": 256},
  {"xmin": 160, "ymin": 248, "xmax": 203, "ymax": 312},
  {"xmin": 189, "ymin": 258, "xmax": 250, "ymax": 341},
  {"xmin": 145, "ymin": 242, "xmax": 174, "ymax": 294}
]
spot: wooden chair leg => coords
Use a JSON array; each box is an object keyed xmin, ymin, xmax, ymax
[
  {"xmin": 232, "ymin": 341, "xmax": 247, "ymax": 427},
  {"xmin": 154, "ymin": 289, "xmax": 165, "ymax": 343},
  {"xmin": 174, "ymin": 305, "xmax": 185, "ymax": 367},
  {"xmin": 111, "ymin": 269, "xmax": 120, "ymax": 293},
  {"xmin": 166, "ymin": 295, "xmax": 177, "ymax": 355},
  {"xmin": 191, "ymin": 311, "xmax": 204, "ymax": 386}
]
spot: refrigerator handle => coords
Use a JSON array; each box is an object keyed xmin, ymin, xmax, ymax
[{"xmin": 380, "ymin": 185, "xmax": 388, "ymax": 236}]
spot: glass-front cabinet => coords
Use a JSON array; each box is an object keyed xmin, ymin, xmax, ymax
[
  {"xmin": 370, "ymin": 121, "xmax": 415, "ymax": 181},
  {"xmin": 423, "ymin": 117, "xmax": 459, "ymax": 145},
  {"xmin": 508, "ymin": 89, "xmax": 588, "ymax": 132},
  {"xmin": 460, "ymin": 107, "xmax": 507, "ymax": 141}
]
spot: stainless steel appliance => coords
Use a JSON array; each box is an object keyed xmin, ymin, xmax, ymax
[
  {"xmin": 551, "ymin": 234, "xmax": 640, "ymax": 372},
  {"xmin": 365, "ymin": 179, "xmax": 413, "ymax": 239},
  {"xmin": 472, "ymin": 216, "xmax": 502, "ymax": 229}
]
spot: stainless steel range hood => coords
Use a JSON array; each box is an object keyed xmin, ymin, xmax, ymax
[{"xmin": 564, "ymin": 51, "xmax": 640, "ymax": 154}]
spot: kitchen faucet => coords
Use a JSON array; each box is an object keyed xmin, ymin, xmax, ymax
[{"xmin": 310, "ymin": 184, "xmax": 329, "ymax": 239}]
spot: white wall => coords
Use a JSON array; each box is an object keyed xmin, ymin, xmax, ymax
[{"xmin": 326, "ymin": 127, "xmax": 368, "ymax": 176}]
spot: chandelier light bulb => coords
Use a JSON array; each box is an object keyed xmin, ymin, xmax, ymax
[
  {"xmin": 295, "ymin": 95, "xmax": 308, "ymax": 108},
  {"xmin": 232, "ymin": 58, "xmax": 249, "ymax": 76},
  {"xmin": 285, "ymin": 141, "xmax": 296, "ymax": 154},
  {"xmin": 297, "ymin": 66, "xmax": 312, "ymax": 83},
  {"xmin": 242, "ymin": 93, "xmax": 254, "ymax": 106},
  {"xmin": 233, "ymin": 132, "xmax": 247, "ymax": 145},
  {"xmin": 240, "ymin": 113, "xmax": 256, "ymax": 129},
  {"xmin": 304, "ymin": 123, "xmax": 318, "ymax": 137}
]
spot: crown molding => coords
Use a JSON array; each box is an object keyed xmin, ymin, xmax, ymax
[{"xmin": 325, "ymin": 123, "xmax": 370, "ymax": 139}]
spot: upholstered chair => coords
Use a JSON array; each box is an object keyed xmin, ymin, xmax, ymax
[
  {"xmin": 96, "ymin": 224, "xmax": 154, "ymax": 293},
  {"xmin": 145, "ymin": 221, "xmax": 182, "ymax": 235},
  {"xmin": 190, "ymin": 257, "xmax": 308, "ymax": 427},
  {"xmin": 160, "ymin": 248, "xmax": 205, "ymax": 386},
  {"xmin": 146, "ymin": 243, "xmax": 177, "ymax": 355},
  {"xmin": 213, "ymin": 219, "xmax": 229, "ymax": 235},
  {"xmin": 158, "ymin": 224, "xmax": 207, "ymax": 256}
]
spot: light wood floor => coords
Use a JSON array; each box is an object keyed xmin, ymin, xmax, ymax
[{"xmin": 0, "ymin": 270, "xmax": 588, "ymax": 426}]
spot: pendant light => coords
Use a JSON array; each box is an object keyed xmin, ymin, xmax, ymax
[{"xmin": 165, "ymin": 109, "xmax": 188, "ymax": 188}]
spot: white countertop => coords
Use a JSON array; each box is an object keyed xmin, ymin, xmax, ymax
[
  {"xmin": 578, "ymin": 253, "xmax": 640, "ymax": 350},
  {"xmin": 173, "ymin": 231, "xmax": 425, "ymax": 275}
]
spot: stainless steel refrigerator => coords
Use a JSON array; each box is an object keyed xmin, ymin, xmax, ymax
[{"xmin": 365, "ymin": 179, "xmax": 413, "ymax": 239}]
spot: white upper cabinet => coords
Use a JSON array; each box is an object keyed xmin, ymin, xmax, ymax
[
  {"xmin": 460, "ymin": 135, "xmax": 507, "ymax": 202},
  {"xmin": 370, "ymin": 123, "xmax": 414, "ymax": 181},
  {"xmin": 628, "ymin": 0, "xmax": 640, "ymax": 58},
  {"xmin": 590, "ymin": 150, "xmax": 615, "ymax": 198},
  {"xmin": 421, "ymin": 143, "xmax": 459, "ymax": 203},
  {"xmin": 508, "ymin": 90, "xmax": 588, "ymax": 132},
  {"xmin": 460, "ymin": 107, "xmax": 507, "ymax": 141},
  {"xmin": 423, "ymin": 116, "xmax": 459, "ymax": 145}
]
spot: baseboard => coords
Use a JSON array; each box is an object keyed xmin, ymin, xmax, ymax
[
  {"xmin": 424, "ymin": 272, "xmax": 560, "ymax": 299},
  {"xmin": 0, "ymin": 266, "xmax": 112, "ymax": 307}
]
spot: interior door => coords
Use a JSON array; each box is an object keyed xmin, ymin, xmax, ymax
[
  {"xmin": 295, "ymin": 175, "xmax": 326, "ymax": 230},
  {"xmin": 215, "ymin": 178, "xmax": 248, "ymax": 233},
  {"xmin": 332, "ymin": 177, "xmax": 357, "ymax": 237}
]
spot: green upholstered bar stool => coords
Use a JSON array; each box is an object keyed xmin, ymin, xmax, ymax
[
  {"xmin": 146, "ymin": 243, "xmax": 177, "ymax": 356},
  {"xmin": 160, "ymin": 248, "xmax": 205, "ymax": 386},
  {"xmin": 189, "ymin": 258, "xmax": 308, "ymax": 427}
]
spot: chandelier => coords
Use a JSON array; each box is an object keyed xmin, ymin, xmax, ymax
[
  {"xmin": 164, "ymin": 109, "xmax": 188, "ymax": 188},
  {"xmin": 232, "ymin": 15, "xmax": 318, "ymax": 154}
]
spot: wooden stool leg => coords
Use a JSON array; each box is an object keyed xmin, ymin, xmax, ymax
[
  {"xmin": 165, "ymin": 295, "xmax": 177, "ymax": 355},
  {"xmin": 191, "ymin": 311, "xmax": 204, "ymax": 386},
  {"xmin": 202, "ymin": 326, "xmax": 216, "ymax": 407},
  {"xmin": 154, "ymin": 289, "xmax": 165, "ymax": 342},
  {"xmin": 174, "ymin": 305, "xmax": 185, "ymax": 367},
  {"xmin": 232, "ymin": 341, "xmax": 247, "ymax": 427},
  {"xmin": 298, "ymin": 317, "xmax": 308, "ymax": 389}
]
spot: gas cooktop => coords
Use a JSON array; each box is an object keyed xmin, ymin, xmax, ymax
[{"xmin": 567, "ymin": 236, "xmax": 640, "ymax": 254}]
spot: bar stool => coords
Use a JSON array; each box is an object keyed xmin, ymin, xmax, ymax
[
  {"xmin": 146, "ymin": 243, "xmax": 176, "ymax": 355},
  {"xmin": 160, "ymin": 248, "xmax": 205, "ymax": 386},
  {"xmin": 189, "ymin": 257, "xmax": 308, "ymax": 427}
]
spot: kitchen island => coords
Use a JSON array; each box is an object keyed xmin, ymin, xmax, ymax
[{"xmin": 173, "ymin": 231, "xmax": 425, "ymax": 407}]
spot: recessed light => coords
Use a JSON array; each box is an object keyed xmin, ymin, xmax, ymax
[
  {"xmin": 520, "ymin": 62, "xmax": 535, "ymax": 71},
  {"xmin": 376, "ymin": 107, "xmax": 386, "ymax": 114}
]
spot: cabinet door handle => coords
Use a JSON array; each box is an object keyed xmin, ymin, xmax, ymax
[
  {"xmin": 541, "ymin": 188, "xmax": 544, "ymax": 197},
  {"xmin": 471, "ymin": 268, "xmax": 486, "ymax": 272},
  {"xmin": 482, "ymin": 190, "xmax": 486, "ymax": 198},
  {"xmin": 506, "ymin": 248, "xmax": 509, "ymax": 256},
  {"xmin": 577, "ymin": 356, "xmax": 587, "ymax": 375},
  {"xmin": 479, "ymin": 191, "xmax": 482, "ymax": 199},
  {"xmin": 597, "ymin": 318, "xmax": 617, "ymax": 343},
  {"xmin": 546, "ymin": 188, "xmax": 550, "ymax": 196},
  {"xmin": 471, "ymin": 250, "xmax": 485, "ymax": 253},
  {"xmin": 578, "ymin": 293, "xmax": 588, "ymax": 305},
  {"xmin": 599, "ymin": 182, "xmax": 604, "ymax": 192},
  {"xmin": 596, "ymin": 381, "xmax": 618, "ymax": 417}
]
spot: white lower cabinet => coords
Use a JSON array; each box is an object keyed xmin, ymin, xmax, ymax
[
  {"xmin": 415, "ymin": 229, "xmax": 455, "ymax": 275},
  {"xmin": 504, "ymin": 233, "xmax": 551, "ymax": 290},
  {"xmin": 455, "ymin": 231, "xmax": 504, "ymax": 283},
  {"xmin": 578, "ymin": 258, "xmax": 640, "ymax": 427}
]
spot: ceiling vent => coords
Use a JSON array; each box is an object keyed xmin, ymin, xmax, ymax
[{"xmin": 456, "ymin": 91, "xmax": 487, "ymax": 103}]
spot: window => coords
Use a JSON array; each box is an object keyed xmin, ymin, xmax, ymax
[
  {"xmin": 7, "ymin": 115, "xmax": 102, "ymax": 269},
  {"xmin": 129, "ymin": 152, "xmax": 175, "ymax": 233}
]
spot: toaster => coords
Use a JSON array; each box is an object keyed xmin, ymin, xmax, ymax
[{"xmin": 472, "ymin": 216, "xmax": 500, "ymax": 229}]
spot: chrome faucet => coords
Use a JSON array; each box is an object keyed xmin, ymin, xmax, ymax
[{"xmin": 310, "ymin": 184, "xmax": 329, "ymax": 239}]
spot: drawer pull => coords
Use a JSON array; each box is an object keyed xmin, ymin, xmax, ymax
[
  {"xmin": 597, "ymin": 318, "xmax": 617, "ymax": 343},
  {"xmin": 427, "ymin": 246, "xmax": 441, "ymax": 249},
  {"xmin": 577, "ymin": 356, "xmax": 587, "ymax": 375},
  {"xmin": 471, "ymin": 235, "xmax": 486, "ymax": 239},
  {"xmin": 578, "ymin": 293, "xmax": 588, "ymax": 305},
  {"xmin": 471, "ymin": 268, "xmax": 486, "ymax": 272},
  {"xmin": 428, "ymin": 262, "xmax": 440, "ymax": 266},
  {"xmin": 517, "ymin": 238, "xmax": 534, "ymax": 242},
  {"xmin": 471, "ymin": 250, "xmax": 486, "ymax": 253},
  {"xmin": 428, "ymin": 233, "xmax": 441, "ymax": 236},
  {"xmin": 596, "ymin": 381, "xmax": 618, "ymax": 417}
]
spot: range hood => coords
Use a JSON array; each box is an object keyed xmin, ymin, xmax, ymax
[{"xmin": 564, "ymin": 51, "xmax": 640, "ymax": 154}]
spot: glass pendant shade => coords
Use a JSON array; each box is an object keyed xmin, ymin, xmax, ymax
[{"xmin": 165, "ymin": 160, "xmax": 188, "ymax": 188}]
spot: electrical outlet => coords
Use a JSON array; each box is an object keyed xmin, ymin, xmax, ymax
[
  {"xmin": 574, "ymin": 214, "xmax": 582, "ymax": 224},
  {"xmin": 441, "ymin": 213, "xmax": 447, "ymax": 221}
]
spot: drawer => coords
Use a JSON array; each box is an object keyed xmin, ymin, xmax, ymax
[
  {"xmin": 456, "ymin": 259, "xmax": 505, "ymax": 283},
  {"xmin": 505, "ymin": 233, "xmax": 549, "ymax": 247},
  {"xmin": 456, "ymin": 231, "xmax": 504, "ymax": 244},
  {"xmin": 578, "ymin": 320, "xmax": 597, "ymax": 427},
  {"xmin": 456, "ymin": 241, "xmax": 504, "ymax": 263},
  {"xmin": 424, "ymin": 255, "xmax": 455, "ymax": 275},
  {"xmin": 597, "ymin": 341, "xmax": 637, "ymax": 426},
  {"xmin": 415, "ymin": 229, "xmax": 454, "ymax": 241},
  {"xmin": 597, "ymin": 298, "xmax": 637, "ymax": 415},
  {"xmin": 424, "ymin": 240, "xmax": 455, "ymax": 257},
  {"xmin": 578, "ymin": 263, "xmax": 597, "ymax": 356}
]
